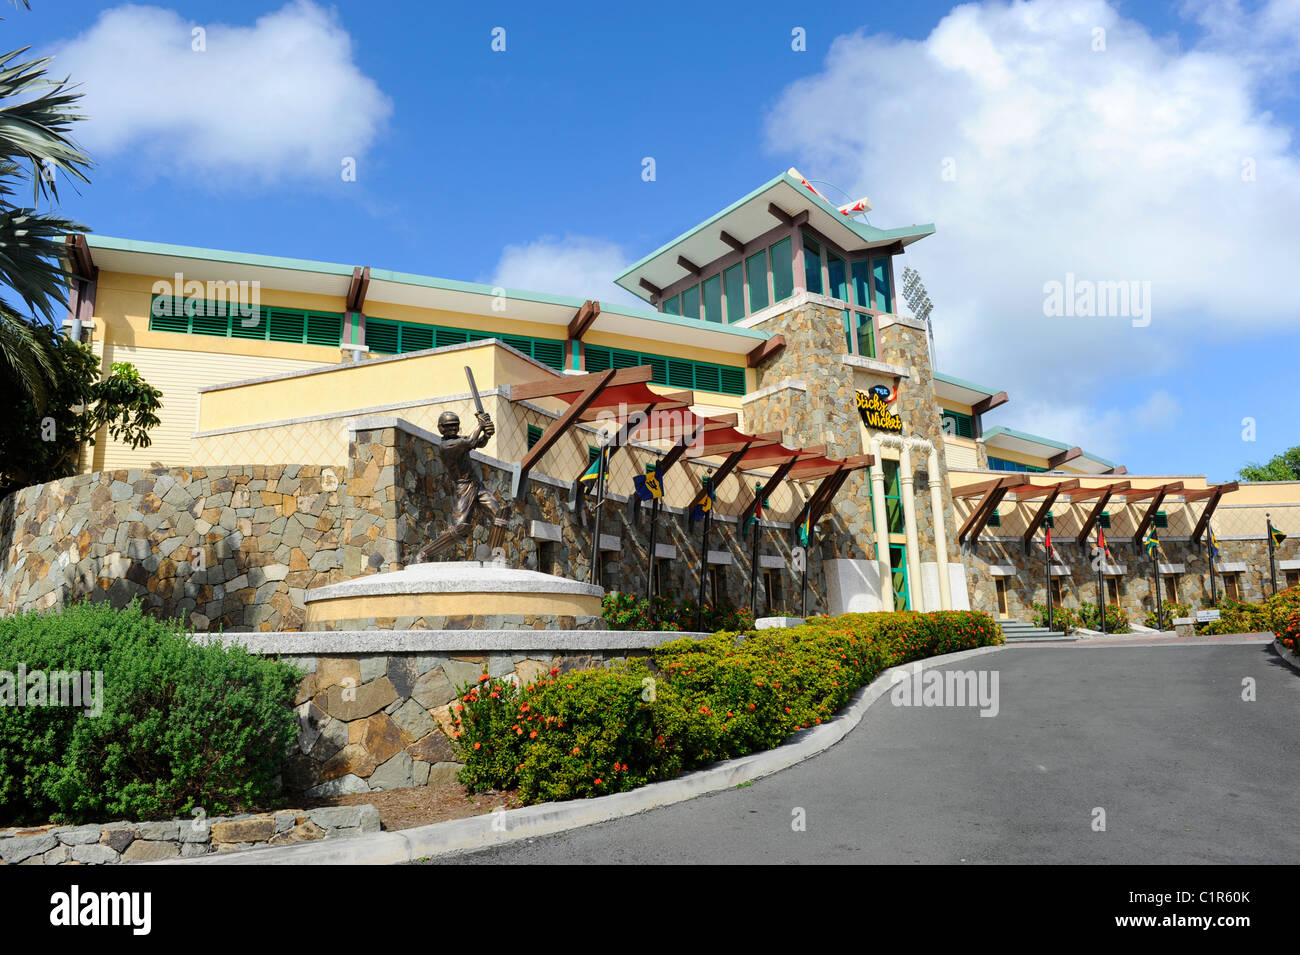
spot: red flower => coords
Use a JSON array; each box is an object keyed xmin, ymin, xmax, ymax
[{"xmin": 473, "ymin": 742, "xmax": 481, "ymax": 750}]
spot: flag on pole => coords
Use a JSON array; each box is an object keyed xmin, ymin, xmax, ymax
[
  {"xmin": 632, "ymin": 465, "xmax": 662, "ymax": 502},
  {"xmin": 1097, "ymin": 526, "xmax": 1110, "ymax": 562},
  {"xmin": 690, "ymin": 481, "xmax": 715, "ymax": 523},
  {"xmin": 1270, "ymin": 524, "xmax": 1288, "ymax": 547},
  {"xmin": 1045, "ymin": 527, "xmax": 1054, "ymax": 559},
  {"xmin": 578, "ymin": 444, "xmax": 610, "ymax": 493},
  {"xmin": 798, "ymin": 511, "xmax": 812, "ymax": 547},
  {"xmin": 1144, "ymin": 528, "xmax": 1161, "ymax": 557},
  {"xmin": 745, "ymin": 486, "xmax": 765, "ymax": 532},
  {"xmin": 1208, "ymin": 526, "xmax": 1220, "ymax": 559}
]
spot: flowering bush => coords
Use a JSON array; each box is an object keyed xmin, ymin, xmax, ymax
[
  {"xmin": 450, "ymin": 610, "xmax": 1003, "ymax": 804},
  {"xmin": 600, "ymin": 592, "xmax": 754, "ymax": 632},
  {"xmin": 1145, "ymin": 600, "xmax": 1191, "ymax": 631},
  {"xmin": 1030, "ymin": 602, "xmax": 1078, "ymax": 632},
  {"xmin": 1075, "ymin": 601, "xmax": 1131, "ymax": 633}
]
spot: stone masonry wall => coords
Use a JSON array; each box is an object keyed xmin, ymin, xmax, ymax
[{"xmin": 0, "ymin": 418, "xmax": 829, "ymax": 628}]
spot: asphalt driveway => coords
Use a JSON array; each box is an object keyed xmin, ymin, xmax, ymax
[{"xmin": 435, "ymin": 640, "xmax": 1300, "ymax": 864}]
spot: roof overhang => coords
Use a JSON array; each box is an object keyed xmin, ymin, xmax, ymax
[
  {"xmin": 982, "ymin": 426, "xmax": 1117, "ymax": 474},
  {"xmin": 85, "ymin": 235, "xmax": 771, "ymax": 357},
  {"xmin": 933, "ymin": 371, "xmax": 1003, "ymax": 408},
  {"xmin": 614, "ymin": 168, "xmax": 935, "ymax": 304}
]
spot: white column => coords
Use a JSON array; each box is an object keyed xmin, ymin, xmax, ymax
[
  {"xmin": 899, "ymin": 441, "xmax": 924, "ymax": 611},
  {"xmin": 870, "ymin": 435, "xmax": 892, "ymax": 611},
  {"xmin": 929, "ymin": 446, "xmax": 952, "ymax": 610}
]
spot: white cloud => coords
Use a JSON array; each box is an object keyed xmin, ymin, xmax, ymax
[
  {"xmin": 50, "ymin": 1, "xmax": 392, "ymax": 184},
  {"xmin": 764, "ymin": 0, "xmax": 1300, "ymax": 459},
  {"xmin": 484, "ymin": 236, "xmax": 644, "ymax": 306},
  {"xmin": 1133, "ymin": 389, "xmax": 1182, "ymax": 432}
]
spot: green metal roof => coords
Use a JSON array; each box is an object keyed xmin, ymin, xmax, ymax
[{"xmin": 932, "ymin": 370, "xmax": 1003, "ymax": 399}]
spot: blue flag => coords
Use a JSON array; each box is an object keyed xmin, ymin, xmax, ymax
[
  {"xmin": 633, "ymin": 469, "xmax": 662, "ymax": 502},
  {"xmin": 1207, "ymin": 526, "xmax": 1220, "ymax": 559}
]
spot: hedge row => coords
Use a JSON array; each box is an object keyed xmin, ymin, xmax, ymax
[
  {"xmin": 449, "ymin": 610, "xmax": 1004, "ymax": 804},
  {"xmin": 0, "ymin": 602, "xmax": 301, "ymax": 825}
]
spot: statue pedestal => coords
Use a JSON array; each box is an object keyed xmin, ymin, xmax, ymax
[{"xmin": 303, "ymin": 562, "xmax": 607, "ymax": 631}]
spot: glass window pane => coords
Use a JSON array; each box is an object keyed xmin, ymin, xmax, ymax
[
  {"xmin": 746, "ymin": 250, "xmax": 769, "ymax": 312},
  {"xmin": 681, "ymin": 284, "xmax": 701, "ymax": 319},
  {"xmin": 856, "ymin": 311, "xmax": 875, "ymax": 358},
  {"xmin": 724, "ymin": 264, "xmax": 745, "ymax": 322},
  {"xmin": 873, "ymin": 259, "xmax": 893, "ymax": 313},
  {"xmin": 843, "ymin": 309, "xmax": 852, "ymax": 352},
  {"xmin": 852, "ymin": 260, "xmax": 872, "ymax": 309},
  {"xmin": 770, "ymin": 239, "xmax": 793, "ymax": 303},
  {"xmin": 662, "ymin": 296, "xmax": 680, "ymax": 316},
  {"xmin": 827, "ymin": 253, "xmax": 847, "ymax": 302},
  {"xmin": 803, "ymin": 234, "xmax": 822, "ymax": 295},
  {"xmin": 702, "ymin": 274, "xmax": 722, "ymax": 324}
]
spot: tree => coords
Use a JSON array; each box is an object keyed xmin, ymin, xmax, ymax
[
  {"xmin": 0, "ymin": 322, "xmax": 161, "ymax": 498},
  {"xmin": 0, "ymin": 2, "xmax": 93, "ymax": 409},
  {"xmin": 1239, "ymin": 446, "xmax": 1300, "ymax": 482}
]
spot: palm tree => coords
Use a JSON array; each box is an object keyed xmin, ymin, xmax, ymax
[{"xmin": 0, "ymin": 1, "xmax": 92, "ymax": 411}]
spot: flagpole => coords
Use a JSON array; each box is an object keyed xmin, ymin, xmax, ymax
[
  {"xmin": 1208, "ymin": 527, "xmax": 1218, "ymax": 605},
  {"xmin": 1097, "ymin": 538, "xmax": 1105, "ymax": 636},
  {"xmin": 748, "ymin": 482, "xmax": 763, "ymax": 616},
  {"xmin": 1045, "ymin": 529, "xmax": 1053, "ymax": 632},
  {"xmin": 1153, "ymin": 547, "xmax": 1163, "ymax": 631},
  {"xmin": 1267, "ymin": 512, "xmax": 1277, "ymax": 597},
  {"xmin": 589, "ymin": 442, "xmax": 607, "ymax": 587},
  {"xmin": 695, "ymin": 475, "xmax": 712, "ymax": 632},
  {"xmin": 646, "ymin": 494, "xmax": 659, "ymax": 602}
]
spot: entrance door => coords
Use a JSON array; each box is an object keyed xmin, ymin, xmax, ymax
[
  {"xmin": 995, "ymin": 578, "xmax": 1008, "ymax": 616},
  {"xmin": 889, "ymin": 544, "xmax": 910, "ymax": 610}
]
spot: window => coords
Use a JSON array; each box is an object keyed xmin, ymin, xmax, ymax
[
  {"xmin": 827, "ymin": 253, "xmax": 847, "ymax": 302},
  {"xmin": 763, "ymin": 568, "xmax": 783, "ymax": 616},
  {"xmin": 583, "ymin": 345, "xmax": 746, "ymax": 396},
  {"xmin": 988, "ymin": 457, "xmax": 1047, "ymax": 473},
  {"xmin": 1106, "ymin": 577, "xmax": 1123, "ymax": 606},
  {"xmin": 872, "ymin": 259, "xmax": 893, "ymax": 313},
  {"xmin": 770, "ymin": 238, "xmax": 794, "ymax": 302},
  {"xmin": 802, "ymin": 233, "xmax": 823, "ymax": 295},
  {"xmin": 150, "ymin": 296, "xmax": 344, "ymax": 348},
  {"xmin": 364, "ymin": 318, "xmax": 565, "ymax": 370},
  {"xmin": 941, "ymin": 410, "xmax": 974, "ymax": 439},
  {"xmin": 538, "ymin": 541, "xmax": 555, "ymax": 576},
  {"xmin": 702, "ymin": 273, "xmax": 723, "ymax": 324},
  {"xmin": 746, "ymin": 249, "xmax": 769, "ymax": 312},
  {"xmin": 662, "ymin": 295, "xmax": 680, "ymax": 316},
  {"xmin": 883, "ymin": 459, "xmax": 903, "ymax": 535},
  {"xmin": 652, "ymin": 558, "xmax": 667, "ymax": 599},
  {"xmin": 1286, "ymin": 570, "xmax": 1299, "ymax": 590},
  {"xmin": 995, "ymin": 578, "xmax": 1008, "ymax": 616},
  {"xmin": 1099, "ymin": 511, "xmax": 1111, "ymax": 529},
  {"xmin": 1224, "ymin": 574, "xmax": 1241, "ymax": 601},
  {"xmin": 987, "ymin": 509, "xmax": 1001, "ymax": 528},
  {"xmin": 842, "ymin": 309, "xmax": 853, "ymax": 353},
  {"xmin": 852, "ymin": 259, "xmax": 872, "ymax": 310},
  {"xmin": 1050, "ymin": 579, "xmax": 1064, "ymax": 605},
  {"xmin": 1154, "ymin": 511, "xmax": 1169, "ymax": 529},
  {"xmin": 709, "ymin": 566, "xmax": 723, "ymax": 606},
  {"xmin": 856, "ymin": 312, "xmax": 876, "ymax": 358},
  {"xmin": 681, "ymin": 284, "xmax": 701, "ymax": 319},
  {"xmin": 723, "ymin": 264, "xmax": 745, "ymax": 323},
  {"xmin": 526, "ymin": 424, "xmax": 543, "ymax": 450},
  {"xmin": 1164, "ymin": 575, "xmax": 1178, "ymax": 602}
]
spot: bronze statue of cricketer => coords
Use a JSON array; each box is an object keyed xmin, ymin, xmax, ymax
[{"xmin": 414, "ymin": 407, "xmax": 509, "ymax": 561}]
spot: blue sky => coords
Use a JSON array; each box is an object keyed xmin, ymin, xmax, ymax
[{"xmin": 15, "ymin": 0, "xmax": 1298, "ymax": 481}]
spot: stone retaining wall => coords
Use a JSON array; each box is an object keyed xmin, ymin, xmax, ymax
[
  {"xmin": 0, "ymin": 416, "xmax": 827, "ymax": 629},
  {"xmin": 0, "ymin": 804, "xmax": 380, "ymax": 865}
]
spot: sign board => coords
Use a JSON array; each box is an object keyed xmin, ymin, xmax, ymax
[
  {"xmin": 855, "ymin": 386, "xmax": 902, "ymax": 434},
  {"xmin": 1195, "ymin": 609, "xmax": 1221, "ymax": 623}
]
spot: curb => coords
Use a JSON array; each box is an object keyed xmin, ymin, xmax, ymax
[
  {"xmin": 1271, "ymin": 638, "xmax": 1300, "ymax": 676},
  {"xmin": 160, "ymin": 643, "xmax": 1006, "ymax": 865}
]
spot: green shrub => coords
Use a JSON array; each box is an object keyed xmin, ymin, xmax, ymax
[
  {"xmin": 1030, "ymin": 602, "xmax": 1078, "ymax": 632},
  {"xmin": 1200, "ymin": 597, "xmax": 1272, "ymax": 635},
  {"xmin": 450, "ymin": 610, "xmax": 1002, "ymax": 804},
  {"xmin": 1075, "ymin": 601, "xmax": 1131, "ymax": 633},
  {"xmin": 1145, "ymin": 600, "xmax": 1190, "ymax": 631},
  {"xmin": 0, "ymin": 601, "xmax": 301, "ymax": 825},
  {"xmin": 601, "ymin": 592, "xmax": 755, "ymax": 632}
]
